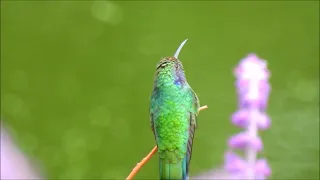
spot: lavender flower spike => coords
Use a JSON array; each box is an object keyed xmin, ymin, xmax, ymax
[{"xmin": 225, "ymin": 53, "xmax": 271, "ymax": 179}]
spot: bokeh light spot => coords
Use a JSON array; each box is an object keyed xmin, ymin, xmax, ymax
[
  {"xmin": 2, "ymin": 94, "xmax": 30, "ymax": 120},
  {"xmin": 63, "ymin": 129, "xmax": 88, "ymax": 162},
  {"xmin": 88, "ymin": 106, "xmax": 111, "ymax": 128},
  {"xmin": 87, "ymin": 132, "xmax": 102, "ymax": 151},
  {"xmin": 287, "ymin": 79, "xmax": 318, "ymax": 103},
  {"xmin": 91, "ymin": 1, "xmax": 123, "ymax": 26},
  {"xmin": 109, "ymin": 117, "xmax": 130, "ymax": 140}
]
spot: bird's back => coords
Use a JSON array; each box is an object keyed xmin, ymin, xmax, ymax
[
  {"xmin": 152, "ymin": 84, "xmax": 192, "ymax": 152},
  {"xmin": 150, "ymin": 77, "xmax": 197, "ymax": 179}
]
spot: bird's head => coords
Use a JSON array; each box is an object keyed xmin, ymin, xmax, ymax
[{"xmin": 155, "ymin": 39, "xmax": 188, "ymax": 72}]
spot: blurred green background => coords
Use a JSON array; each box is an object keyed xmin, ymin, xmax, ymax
[{"xmin": 1, "ymin": 1, "xmax": 319, "ymax": 179}]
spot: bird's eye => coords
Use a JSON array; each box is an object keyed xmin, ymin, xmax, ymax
[{"xmin": 156, "ymin": 62, "xmax": 167, "ymax": 69}]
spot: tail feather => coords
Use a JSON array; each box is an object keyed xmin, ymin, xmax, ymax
[{"xmin": 159, "ymin": 153, "xmax": 188, "ymax": 180}]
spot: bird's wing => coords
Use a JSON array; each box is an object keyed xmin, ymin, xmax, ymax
[
  {"xmin": 150, "ymin": 88, "xmax": 159, "ymax": 145},
  {"xmin": 150, "ymin": 113, "xmax": 157, "ymax": 139},
  {"xmin": 187, "ymin": 89, "xmax": 200, "ymax": 171}
]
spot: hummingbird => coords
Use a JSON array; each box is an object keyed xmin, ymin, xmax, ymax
[{"xmin": 149, "ymin": 39, "xmax": 200, "ymax": 180}]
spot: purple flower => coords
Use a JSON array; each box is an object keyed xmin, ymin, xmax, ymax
[
  {"xmin": 228, "ymin": 132, "xmax": 263, "ymax": 151},
  {"xmin": 224, "ymin": 54, "xmax": 272, "ymax": 179},
  {"xmin": 1, "ymin": 121, "xmax": 43, "ymax": 179}
]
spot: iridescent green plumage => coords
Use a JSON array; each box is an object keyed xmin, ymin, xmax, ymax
[{"xmin": 150, "ymin": 40, "xmax": 200, "ymax": 180}]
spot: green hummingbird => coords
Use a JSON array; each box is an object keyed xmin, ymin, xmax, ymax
[{"xmin": 150, "ymin": 39, "xmax": 200, "ymax": 180}]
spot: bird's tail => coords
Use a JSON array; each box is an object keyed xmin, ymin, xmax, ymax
[{"xmin": 159, "ymin": 151, "xmax": 188, "ymax": 180}]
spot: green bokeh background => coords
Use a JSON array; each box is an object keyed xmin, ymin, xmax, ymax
[{"xmin": 1, "ymin": 1, "xmax": 319, "ymax": 179}]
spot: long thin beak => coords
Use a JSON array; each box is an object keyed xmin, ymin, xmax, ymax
[{"xmin": 174, "ymin": 39, "xmax": 188, "ymax": 59}]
